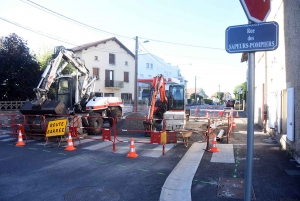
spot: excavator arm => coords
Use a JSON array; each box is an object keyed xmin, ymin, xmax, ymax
[{"xmin": 21, "ymin": 46, "xmax": 96, "ymax": 115}]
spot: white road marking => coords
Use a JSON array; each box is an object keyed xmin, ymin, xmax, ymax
[
  {"xmin": 0, "ymin": 134, "xmax": 10, "ymax": 138},
  {"xmin": 160, "ymin": 142, "xmax": 206, "ymax": 201},
  {"xmin": 82, "ymin": 141, "xmax": 113, "ymax": 150},
  {"xmin": 210, "ymin": 144, "xmax": 235, "ymax": 163},
  {"xmin": 141, "ymin": 144, "xmax": 175, "ymax": 158}
]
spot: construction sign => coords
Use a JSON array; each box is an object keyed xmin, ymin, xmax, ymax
[{"xmin": 46, "ymin": 119, "xmax": 67, "ymax": 137}]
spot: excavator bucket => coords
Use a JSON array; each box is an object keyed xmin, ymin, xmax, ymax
[{"xmin": 20, "ymin": 100, "xmax": 68, "ymax": 115}]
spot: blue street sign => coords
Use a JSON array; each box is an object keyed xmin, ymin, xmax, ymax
[{"xmin": 225, "ymin": 21, "xmax": 279, "ymax": 53}]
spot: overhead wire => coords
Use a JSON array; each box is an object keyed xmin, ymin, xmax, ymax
[
  {"xmin": 21, "ymin": 0, "xmax": 134, "ymax": 41},
  {"xmin": 0, "ymin": 17, "xmax": 132, "ymax": 55},
  {"xmin": 21, "ymin": 0, "xmax": 223, "ymax": 50}
]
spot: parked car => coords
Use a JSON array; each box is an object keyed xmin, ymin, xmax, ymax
[{"xmin": 226, "ymin": 100, "xmax": 234, "ymax": 108}]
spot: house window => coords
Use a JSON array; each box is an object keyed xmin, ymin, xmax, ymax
[
  {"xmin": 95, "ymin": 56, "xmax": 98, "ymax": 61},
  {"xmin": 93, "ymin": 68, "xmax": 99, "ymax": 80},
  {"xmin": 109, "ymin": 53, "xmax": 115, "ymax": 65},
  {"xmin": 125, "ymin": 61, "xmax": 128, "ymax": 66},
  {"xmin": 150, "ymin": 63, "xmax": 153, "ymax": 69},
  {"xmin": 146, "ymin": 63, "xmax": 149, "ymax": 68},
  {"xmin": 148, "ymin": 75, "xmax": 152, "ymax": 78},
  {"xmin": 124, "ymin": 72, "xmax": 129, "ymax": 82},
  {"xmin": 121, "ymin": 93, "xmax": 132, "ymax": 100}
]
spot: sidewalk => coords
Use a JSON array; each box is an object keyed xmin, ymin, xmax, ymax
[{"xmin": 161, "ymin": 116, "xmax": 300, "ymax": 200}]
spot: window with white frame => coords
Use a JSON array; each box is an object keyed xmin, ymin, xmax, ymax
[
  {"xmin": 146, "ymin": 63, "xmax": 149, "ymax": 68},
  {"xmin": 95, "ymin": 56, "xmax": 98, "ymax": 61}
]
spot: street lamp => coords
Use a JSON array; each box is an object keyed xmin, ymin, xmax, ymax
[
  {"xmin": 195, "ymin": 76, "xmax": 201, "ymax": 105},
  {"xmin": 134, "ymin": 36, "xmax": 149, "ymax": 112}
]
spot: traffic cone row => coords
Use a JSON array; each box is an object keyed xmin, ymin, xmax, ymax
[
  {"xmin": 210, "ymin": 134, "xmax": 220, "ymax": 153},
  {"xmin": 127, "ymin": 137, "xmax": 138, "ymax": 158},
  {"xmin": 15, "ymin": 128, "xmax": 25, "ymax": 147},
  {"xmin": 65, "ymin": 132, "xmax": 76, "ymax": 151}
]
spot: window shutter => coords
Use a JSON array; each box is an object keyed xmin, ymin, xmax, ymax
[{"xmin": 93, "ymin": 68, "xmax": 99, "ymax": 80}]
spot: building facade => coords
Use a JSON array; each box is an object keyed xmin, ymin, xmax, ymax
[
  {"xmin": 72, "ymin": 37, "xmax": 135, "ymax": 101},
  {"xmin": 137, "ymin": 53, "xmax": 187, "ymax": 100},
  {"xmin": 251, "ymin": 1, "xmax": 300, "ymax": 163}
]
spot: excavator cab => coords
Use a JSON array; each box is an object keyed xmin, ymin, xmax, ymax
[
  {"xmin": 56, "ymin": 76, "xmax": 74, "ymax": 111},
  {"xmin": 168, "ymin": 85, "xmax": 185, "ymax": 110}
]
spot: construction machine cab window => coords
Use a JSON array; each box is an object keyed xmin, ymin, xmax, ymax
[{"xmin": 169, "ymin": 85, "xmax": 184, "ymax": 110}]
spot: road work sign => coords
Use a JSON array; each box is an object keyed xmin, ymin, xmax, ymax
[{"xmin": 46, "ymin": 119, "xmax": 67, "ymax": 137}]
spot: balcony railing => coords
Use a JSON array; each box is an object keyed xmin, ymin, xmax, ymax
[
  {"xmin": 104, "ymin": 80, "xmax": 124, "ymax": 89},
  {"xmin": 0, "ymin": 101, "xmax": 26, "ymax": 110}
]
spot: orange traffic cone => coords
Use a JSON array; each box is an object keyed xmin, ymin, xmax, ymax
[
  {"xmin": 206, "ymin": 110, "xmax": 209, "ymax": 118},
  {"xmin": 236, "ymin": 111, "xmax": 240, "ymax": 118},
  {"xmin": 232, "ymin": 121, "xmax": 237, "ymax": 129},
  {"xmin": 210, "ymin": 134, "xmax": 220, "ymax": 153},
  {"xmin": 15, "ymin": 128, "xmax": 25, "ymax": 147},
  {"xmin": 127, "ymin": 137, "xmax": 138, "ymax": 158},
  {"xmin": 65, "ymin": 132, "xmax": 76, "ymax": 151},
  {"xmin": 195, "ymin": 106, "xmax": 199, "ymax": 116}
]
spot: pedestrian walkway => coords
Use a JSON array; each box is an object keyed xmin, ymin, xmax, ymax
[{"xmin": 160, "ymin": 117, "xmax": 300, "ymax": 201}]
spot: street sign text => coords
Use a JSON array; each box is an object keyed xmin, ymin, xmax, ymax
[{"xmin": 225, "ymin": 21, "xmax": 279, "ymax": 53}]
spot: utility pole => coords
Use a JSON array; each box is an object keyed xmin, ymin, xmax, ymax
[
  {"xmin": 134, "ymin": 36, "xmax": 138, "ymax": 112},
  {"xmin": 219, "ymin": 85, "xmax": 220, "ymax": 104},
  {"xmin": 194, "ymin": 76, "xmax": 196, "ymax": 105}
]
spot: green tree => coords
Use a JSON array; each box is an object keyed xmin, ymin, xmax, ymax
[
  {"xmin": 0, "ymin": 33, "xmax": 41, "ymax": 101},
  {"xmin": 36, "ymin": 45, "xmax": 76, "ymax": 100},
  {"xmin": 233, "ymin": 82, "xmax": 247, "ymax": 101},
  {"xmin": 216, "ymin": 92, "xmax": 224, "ymax": 104},
  {"xmin": 190, "ymin": 93, "xmax": 203, "ymax": 104}
]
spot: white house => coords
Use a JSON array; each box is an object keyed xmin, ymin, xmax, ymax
[
  {"xmin": 243, "ymin": 1, "xmax": 300, "ymax": 163},
  {"xmin": 137, "ymin": 53, "xmax": 187, "ymax": 100},
  {"xmin": 72, "ymin": 37, "xmax": 135, "ymax": 101}
]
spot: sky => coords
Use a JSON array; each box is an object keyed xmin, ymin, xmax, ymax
[{"xmin": 0, "ymin": 0, "xmax": 249, "ymax": 97}]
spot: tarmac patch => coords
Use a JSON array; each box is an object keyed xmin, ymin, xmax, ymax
[
  {"xmin": 285, "ymin": 169, "xmax": 300, "ymax": 176},
  {"xmin": 217, "ymin": 178, "xmax": 255, "ymax": 200}
]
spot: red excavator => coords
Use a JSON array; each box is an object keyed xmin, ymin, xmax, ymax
[{"xmin": 141, "ymin": 74, "xmax": 187, "ymax": 136}]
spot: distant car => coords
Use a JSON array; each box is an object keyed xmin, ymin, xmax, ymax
[{"xmin": 226, "ymin": 100, "xmax": 234, "ymax": 108}]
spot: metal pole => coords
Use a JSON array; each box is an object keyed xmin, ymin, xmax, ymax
[
  {"xmin": 134, "ymin": 36, "xmax": 138, "ymax": 112},
  {"xmin": 245, "ymin": 50, "xmax": 255, "ymax": 200},
  {"xmin": 219, "ymin": 85, "xmax": 220, "ymax": 104},
  {"xmin": 195, "ymin": 76, "xmax": 196, "ymax": 105}
]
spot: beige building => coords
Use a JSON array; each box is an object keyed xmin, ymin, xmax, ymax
[
  {"xmin": 249, "ymin": 1, "xmax": 300, "ymax": 163},
  {"xmin": 72, "ymin": 37, "xmax": 135, "ymax": 100}
]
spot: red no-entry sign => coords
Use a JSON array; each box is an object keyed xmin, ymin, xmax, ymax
[{"xmin": 240, "ymin": 0, "xmax": 271, "ymax": 23}]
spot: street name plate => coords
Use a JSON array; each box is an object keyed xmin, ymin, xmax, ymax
[{"xmin": 225, "ymin": 21, "xmax": 278, "ymax": 53}]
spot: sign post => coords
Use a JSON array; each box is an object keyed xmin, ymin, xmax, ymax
[{"xmin": 227, "ymin": 1, "xmax": 272, "ymax": 200}]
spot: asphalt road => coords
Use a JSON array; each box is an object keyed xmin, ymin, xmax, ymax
[{"xmin": 1, "ymin": 109, "xmax": 299, "ymax": 201}]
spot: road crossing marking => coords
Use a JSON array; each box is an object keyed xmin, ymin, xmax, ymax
[
  {"xmin": 140, "ymin": 144, "xmax": 175, "ymax": 158},
  {"xmin": 0, "ymin": 134, "xmax": 179, "ymax": 158},
  {"xmin": 82, "ymin": 141, "xmax": 113, "ymax": 150},
  {"xmin": 210, "ymin": 144, "xmax": 235, "ymax": 163},
  {"xmin": 1, "ymin": 138, "xmax": 14, "ymax": 142},
  {"xmin": 160, "ymin": 142, "xmax": 206, "ymax": 201}
]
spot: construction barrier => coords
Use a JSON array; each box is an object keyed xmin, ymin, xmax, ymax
[{"xmin": 0, "ymin": 108, "xmax": 237, "ymax": 155}]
